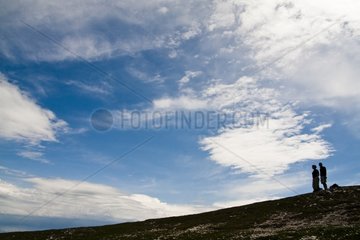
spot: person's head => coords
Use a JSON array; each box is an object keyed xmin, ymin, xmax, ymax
[
  {"xmin": 312, "ymin": 165, "xmax": 317, "ymax": 169},
  {"xmin": 319, "ymin": 162, "xmax": 323, "ymax": 167}
]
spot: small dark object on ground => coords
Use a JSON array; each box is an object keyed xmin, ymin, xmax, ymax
[{"xmin": 329, "ymin": 183, "xmax": 340, "ymax": 191}]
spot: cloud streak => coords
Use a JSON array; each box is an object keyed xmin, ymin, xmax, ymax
[
  {"xmin": 0, "ymin": 73, "xmax": 67, "ymax": 145},
  {"xmin": 0, "ymin": 176, "xmax": 212, "ymax": 229}
]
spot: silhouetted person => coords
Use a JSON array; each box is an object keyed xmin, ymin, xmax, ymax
[
  {"xmin": 312, "ymin": 165, "xmax": 320, "ymax": 192},
  {"xmin": 319, "ymin": 162, "xmax": 328, "ymax": 190}
]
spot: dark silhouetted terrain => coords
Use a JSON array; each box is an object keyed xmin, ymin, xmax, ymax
[{"xmin": 1, "ymin": 185, "xmax": 360, "ymax": 240}]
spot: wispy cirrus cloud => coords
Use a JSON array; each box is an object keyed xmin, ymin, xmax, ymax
[
  {"xmin": 0, "ymin": 165, "xmax": 33, "ymax": 178},
  {"xmin": 17, "ymin": 150, "xmax": 50, "ymax": 164},
  {"xmin": 0, "ymin": 0, "xmax": 209, "ymax": 61},
  {"xmin": 65, "ymin": 80, "xmax": 112, "ymax": 95},
  {"xmin": 126, "ymin": 67, "xmax": 165, "ymax": 84},
  {"xmin": 178, "ymin": 70, "xmax": 202, "ymax": 88}
]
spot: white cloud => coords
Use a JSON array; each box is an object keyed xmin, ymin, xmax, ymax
[
  {"xmin": 168, "ymin": 50, "xmax": 178, "ymax": 58},
  {"xmin": 0, "ymin": 165, "xmax": 32, "ymax": 178},
  {"xmin": 199, "ymin": 77, "xmax": 332, "ymax": 177},
  {"xmin": 17, "ymin": 151, "xmax": 43, "ymax": 160},
  {"xmin": 158, "ymin": 6, "xmax": 169, "ymax": 14},
  {"xmin": 311, "ymin": 123, "xmax": 332, "ymax": 134},
  {"xmin": 153, "ymin": 95, "xmax": 208, "ymax": 110},
  {"xmin": 0, "ymin": 177, "xmax": 211, "ymax": 222},
  {"xmin": 127, "ymin": 67, "xmax": 165, "ymax": 84},
  {"xmin": 200, "ymin": 117, "xmax": 331, "ymax": 177},
  {"xmin": 207, "ymin": 0, "xmax": 238, "ymax": 31},
  {"xmin": 65, "ymin": 80, "xmax": 111, "ymax": 95},
  {"xmin": 17, "ymin": 150, "xmax": 49, "ymax": 164},
  {"xmin": 287, "ymin": 42, "xmax": 360, "ymax": 105},
  {"xmin": 0, "ymin": 74, "xmax": 67, "ymax": 145},
  {"xmin": 178, "ymin": 71, "xmax": 202, "ymax": 88},
  {"xmin": 181, "ymin": 23, "xmax": 202, "ymax": 40}
]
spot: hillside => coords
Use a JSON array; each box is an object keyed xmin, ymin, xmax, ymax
[{"xmin": 1, "ymin": 185, "xmax": 360, "ymax": 240}]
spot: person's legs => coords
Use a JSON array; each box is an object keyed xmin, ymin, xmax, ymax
[
  {"xmin": 313, "ymin": 177, "xmax": 320, "ymax": 192},
  {"xmin": 321, "ymin": 176, "xmax": 328, "ymax": 190},
  {"xmin": 312, "ymin": 177, "xmax": 320, "ymax": 192}
]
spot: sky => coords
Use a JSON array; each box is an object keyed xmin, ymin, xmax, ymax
[{"xmin": 1, "ymin": 0, "xmax": 360, "ymax": 232}]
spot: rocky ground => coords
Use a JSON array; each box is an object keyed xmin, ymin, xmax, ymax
[{"xmin": 1, "ymin": 185, "xmax": 360, "ymax": 240}]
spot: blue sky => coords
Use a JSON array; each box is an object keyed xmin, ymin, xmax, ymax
[{"xmin": 1, "ymin": 0, "xmax": 360, "ymax": 232}]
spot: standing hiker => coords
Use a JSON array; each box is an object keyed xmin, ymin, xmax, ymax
[
  {"xmin": 312, "ymin": 165, "xmax": 320, "ymax": 192},
  {"xmin": 319, "ymin": 162, "xmax": 328, "ymax": 190}
]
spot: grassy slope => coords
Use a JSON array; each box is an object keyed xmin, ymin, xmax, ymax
[{"xmin": 1, "ymin": 186, "xmax": 360, "ymax": 240}]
